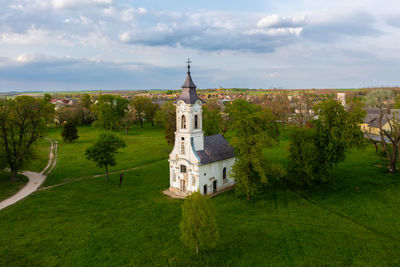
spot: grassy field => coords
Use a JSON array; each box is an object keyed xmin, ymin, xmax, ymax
[
  {"xmin": 0, "ymin": 172, "xmax": 28, "ymax": 202},
  {"xmin": 25, "ymin": 138, "xmax": 52, "ymax": 173},
  {"xmin": 43, "ymin": 124, "xmax": 170, "ymax": 186},
  {"xmin": 0, "ymin": 125, "xmax": 400, "ymax": 266},
  {"xmin": 0, "ymin": 138, "xmax": 50, "ymax": 202}
]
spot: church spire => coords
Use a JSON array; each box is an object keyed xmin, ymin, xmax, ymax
[
  {"xmin": 187, "ymin": 58, "xmax": 191, "ymax": 74},
  {"xmin": 181, "ymin": 58, "xmax": 197, "ymax": 89},
  {"xmin": 176, "ymin": 59, "xmax": 203, "ymax": 104}
]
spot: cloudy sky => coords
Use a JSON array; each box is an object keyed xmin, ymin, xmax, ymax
[{"xmin": 0, "ymin": 0, "xmax": 399, "ymax": 91}]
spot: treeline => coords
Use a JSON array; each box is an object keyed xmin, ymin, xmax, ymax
[{"xmin": 55, "ymin": 94, "xmax": 160, "ymax": 132}]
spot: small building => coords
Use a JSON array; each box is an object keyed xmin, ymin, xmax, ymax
[
  {"xmin": 337, "ymin": 92, "xmax": 346, "ymax": 107},
  {"xmin": 168, "ymin": 62, "xmax": 235, "ymax": 197},
  {"xmin": 361, "ymin": 108, "xmax": 400, "ymax": 135}
]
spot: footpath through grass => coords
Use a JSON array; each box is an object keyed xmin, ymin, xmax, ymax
[{"xmin": 0, "ymin": 126, "xmax": 400, "ymax": 265}]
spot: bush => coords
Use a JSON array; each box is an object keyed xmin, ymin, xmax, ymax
[{"xmin": 61, "ymin": 122, "xmax": 79, "ymax": 143}]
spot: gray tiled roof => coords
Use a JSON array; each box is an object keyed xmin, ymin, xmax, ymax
[
  {"xmin": 365, "ymin": 107, "xmax": 382, "ymax": 114},
  {"xmin": 363, "ymin": 113, "xmax": 379, "ymax": 124},
  {"xmin": 366, "ymin": 113, "xmax": 400, "ymax": 128},
  {"xmin": 175, "ymin": 72, "xmax": 204, "ymax": 104},
  {"xmin": 196, "ymin": 134, "xmax": 235, "ymax": 164}
]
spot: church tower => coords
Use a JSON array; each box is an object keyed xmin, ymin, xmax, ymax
[
  {"xmin": 168, "ymin": 59, "xmax": 204, "ymax": 195},
  {"xmin": 168, "ymin": 59, "xmax": 235, "ymax": 197},
  {"xmin": 175, "ymin": 59, "xmax": 204, "ymax": 152}
]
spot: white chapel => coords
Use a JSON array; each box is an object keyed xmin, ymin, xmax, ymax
[{"xmin": 168, "ymin": 61, "xmax": 236, "ymax": 197}]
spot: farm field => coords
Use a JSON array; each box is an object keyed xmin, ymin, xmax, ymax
[{"xmin": 0, "ymin": 126, "xmax": 400, "ymax": 266}]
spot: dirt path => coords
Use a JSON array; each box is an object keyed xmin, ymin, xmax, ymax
[{"xmin": 0, "ymin": 140, "xmax": 57, "ymax": 211}]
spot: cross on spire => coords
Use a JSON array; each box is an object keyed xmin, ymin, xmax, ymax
[{"xmin": 186, "ymin": 58, "xmax": 192, "ymax": 74}]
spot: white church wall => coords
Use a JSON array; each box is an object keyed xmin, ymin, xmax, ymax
[{"xmin": 198, "ymin": 157, "xmax": 235, "ymax": 195}]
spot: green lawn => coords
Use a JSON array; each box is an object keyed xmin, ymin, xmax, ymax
[
  {"xmin": 0, "ymin": 126, "xmax": 400, "ymax": 266},
  {"xmin": 43, "ymin": 124, "xmax": 170, "ymax": 186},
  {"xmin": 25, "ymin": 138, "xmax": 52, "ymax": 173},
  {"xmin": 0, "ymin": 171, "xmax": 28, "ymax": 202},
  {"xmin": 0, "ymin": 138, "xmax": 49, "ymax": 201}
]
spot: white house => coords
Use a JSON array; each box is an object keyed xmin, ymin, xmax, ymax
[{"xmin": 168, "ymin": 63, "xmax": 235, "ymax": 197}]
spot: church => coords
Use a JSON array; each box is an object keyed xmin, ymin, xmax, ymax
[{"xmin": 168, "ymin": 62, "xmax": 236, "ymax": 197}]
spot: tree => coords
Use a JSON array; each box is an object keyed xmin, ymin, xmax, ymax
[
  {"xmin": 289, "ymin": 99, "xmax": 366, "ymax": 186},
  {"xmin": 291, "ymin": 92, "xmax": 316, "ymax": 127},
  {"xmin": 0, "ymin": 96, "xmax": 48, "ymax": 180},
  {"xmin": 85, "ymin": 132, "xmax": 126, "ymax": 181},
  {"xmin": 144, "ymin": 101, "xmax": 159, "ymax": 127},
  {"xmin": 121, "ymin": 107, "xmax": 137, "ymax": 134},
  {"xmin": 267, "ymin": 92, "xmax": 291, "ymax": 129},
  {"xmin": 61, "ymin": 122, "xmax": 79, "ymax": 143},
  {"xmin": 41, "ymin": 93, "xmax": 55, "ymax": 123},
  {"xmin": 43, "ymin": 93, "xmax": 52, "ymax": 103},
  {"xmin": 132, "ymin": 96, "xmax": 152, "ymax": 128},
  {"xmin": 80, "ymin": 94, "xmax": 91, "ymax": 109},
  {"xmin": 288, "ymin": 128, "xmax": 320, "ymax": 187},
  {"xmin": 365, "ymin": 89, "xmax": 399, "ymax": 173},
  {"xmin": 179, "ymin": 192, "xmax": 219, "ymax": 254},
  {"xmin": 94, "ymin": 95, "xmax": 129, "ymax": 130},
  {"xmin": 56, "ymin": 105, "xmax": 83, "ymax": 126},
  {"xmin": 155, "ymin": 101, "xmax": 176, "ymax": 145},
  {"xmin": 228, "ymin": 99, "xmax": 280, "ymax": 200},
  {"xmin": 203, "ymin": 100, "xmax": 222, "ymax": 136}
]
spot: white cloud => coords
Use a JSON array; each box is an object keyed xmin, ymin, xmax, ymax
[
  {"xmin": 257, "ymin": 14, "xmax": 306, "ymax": 28},
  {"xmin": 118, "ymin": 32, "xmax": 131, "ymax": 43},
  {"xmin": 63, "ymin": 16, "xmax": 91, "ymax": 25},
  {"xmin": 16, "ymin": 54, "xmax": 35, "ymax": 63},
  {"xmin": 50, "ymin": 0, "xmax": 112, "ymax": 9},
  {"xmin": 246, "ymin": 27, "xmax": 303, "ymax": 37},
  {"xmin": 120, "ymin": 7, "xmax": 147, "ymax": 22},
  {"xmin": 0, "ymin": 27, "xmax": 68, "ymax": 45}
]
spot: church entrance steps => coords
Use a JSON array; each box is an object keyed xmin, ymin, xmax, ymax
[{"xmin": 163, "ymin": 183, "xmax": 235, "ymax": 199}]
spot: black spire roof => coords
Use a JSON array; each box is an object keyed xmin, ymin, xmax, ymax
[{"xmin": 175, "ymin": 59, "xmax": 204, "ymax": 104}]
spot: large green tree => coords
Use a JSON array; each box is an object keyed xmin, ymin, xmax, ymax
[
  {"xmin": 180, "ymin": 192, "xmax": 219, "ymax": 254},
  {"xmin": 144, "ymin": 101, "xmax": 159, "ymax": 127},
  {"xmin": 94, "ymin": 95, "xmax": 129, "ymax": 130},
  {"xmin": 288, "ymin": 127, "xmax": 320, "ymax": 187},
  {"xmin": 0, "ymin": 96, "xmax": 48, "ymax": 180},
  {"xmin": 132, "ymin": 96, "xmax": 153, "ymax": 128},
  {"xmin": 155, "ymin": 101, "xmax": 176, "ymax": 145},
  {"xmin": 228, "ymin": 99, "xmax": 280, "ymax": 200},
  {"xmin": 203, "ymin": 100, "xmax": 222, "ymax": 136},
  {"xmin": 85, "ymin": 132, "xmax": 126, "ymax": 181},
  {"xmin": 289, "ymin": 99, "xmax": 366, "ymax": 186}
]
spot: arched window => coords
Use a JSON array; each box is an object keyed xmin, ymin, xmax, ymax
[
  {"xmin": 181, "ymin": 142, "xmax": 185, "ymax": 155},
  {"xmin": 180, "ymin": 165, "xmax": 187, "ymax": 173},
  {"xmin": 194, "ymin": 115, "xmax": 198, "ymax": 129},
  {"xmin": 181, "ymin": 115, "xmax": 186, "ymax": 129},
  {"xmin": 223, "ymin": 167, "xmax": 227, "ymax": 180}
]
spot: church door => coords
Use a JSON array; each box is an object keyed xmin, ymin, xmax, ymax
[
  {"xmin": 213, "ymin": 180, "xmax": 217, "ymax": 193},
  {"xmin": 203, "ymin": 185, "xmax": 207, "ymax": 196},
  {"xmin": 180, "ymin": 179, "xmax": 186, "ymax": 192}
]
